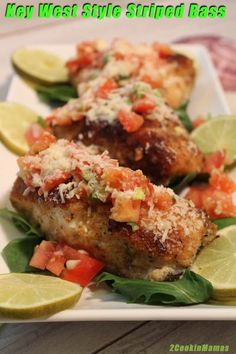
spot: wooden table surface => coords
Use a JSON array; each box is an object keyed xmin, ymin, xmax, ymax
[{"xmin": 0, "ymin": 1, "xmax": 236, "ymax": 353}]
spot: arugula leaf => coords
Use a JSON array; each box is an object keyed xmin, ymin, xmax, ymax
[
  {"xmin": 36, "ymin": 84, "xmax": 77, "ymax": 106},
  {"xmin": 176, "ymin": 102, "xmax": 193, "ymax": 132},
  {"xmin": 98, "ymin": 270, "xmax": 213, "ymax": 306},
  {"xmin": 169, "ymin": 173, "xmax": 210, "ymax": 194},
  {"xmin": 213, "ymin": 218, "xmax": 236, "ymax": 230},
  {"xmin": 171, "ymin": 173, "xmax": 197, "ymax": 194},
  {"xmin": 0, "ymin": 208, "xmax": 42, "ymax": 238},
  {"xmin": 2, "ymin": 237, "xmax": 41, "ymax": 273}
]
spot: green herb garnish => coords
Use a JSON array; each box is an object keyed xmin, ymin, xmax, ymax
[
  {"xmin": 37, "ymin": 84, "xmax": 77, "ymax": 106},
  {"xmin": 2, "ymin": 237, "xmax": 41, "ymax": 273},
  {"xmin": 103, "ymin": 55, "xmax": 109, "ymax": 65},
  {"xmin": 37, "ymin": 116, "xmax": 48, "ymax": 129},
  {"xmin": 127, "ymin": 222, "xmax": 139, "ymax": 232},
  {"xmin": 169, "ymin": 173, "xmax": 210, "ymax": 194},
  {"xmin": 0, "ymin": 209, "xmax": 43, "ymax": 273},
  {"xmin": 118, "ymin": 74, "xmax": 130, "ymax": 80},
  {"xmin": 0, "ymin": 208, "xmax": 41, "ymax": 238},
  {"xmin": 175, "ymin": 102, "xmax": 193, "ymax": 132},
  {"xmin": 213, "ymin": 218, "xmax": 236, "ymax": 230},
  {"xmin": 98, "ymin": 270, "xmax": 213, "ymax": 306}
]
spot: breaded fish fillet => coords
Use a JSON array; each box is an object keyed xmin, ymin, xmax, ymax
[
  {"xmin": 47, "ymin": 81, "xmax": 204, "ymax": 184},
  {"xmin": 67, "ymin": 39, "xmax": 196, "ymax": 109},
  {"xmin": 11, "ymin": 139, "xmax": 216, "ymax": 281}
]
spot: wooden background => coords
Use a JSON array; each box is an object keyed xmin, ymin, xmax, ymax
[{"xmin": 0, "ymin": 1, "xmax": 236, "ymax": 353}]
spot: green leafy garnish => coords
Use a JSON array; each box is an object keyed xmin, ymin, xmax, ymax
[
  {"xmin": 172, "ymin": 173, "xmax": 197, "ymax": 194},
  {"xmin": 176, "ymin": 102, "xmax": 193, "ymax": 132},
  {"xmin": 103, "ymin": 55, "xmax": 109, "ymax": 65},
  {"xmin": 2, "ymin": 237, "xmax": 41, "ymax": 273},
  {"xmin": 213, "ymin": 218, "xmax": 236, "ymax": 230},
  {"xmin": 0, "ymin": 209, "xmax": 44, "ymax": 273},
  {"xmin": 98, "ymin": 270, "xmax": 213, "ymax": 306},
  {"xmin": 37, "ymin": 116, "xmax": 48, "ymax": 129},
  {"xmin": 127, "ymin": 222, "xmax": 139, "ymax": 232},
  {"xmin": 118, "ymin": 74, "xmax": 130, "ymax": 80},
  {"xmin": 169, "ymin": 173, "xmax": 210, "ymax": 194},
  {"xmin": 0, "ymin": 208, "xmax": 41, "ymax": 238},
  {"xmin": 36, "ymin": 84, "xmax": 77, "ymax": 106}
]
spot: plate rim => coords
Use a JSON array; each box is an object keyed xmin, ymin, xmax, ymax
[{"xmin": 1, "ymin": 43, "xmax": 234, "ymax": 322}]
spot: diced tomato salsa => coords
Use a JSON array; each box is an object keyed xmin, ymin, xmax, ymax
[
  {"xmin": 186, "ymin": 169, "xmax": 236, "ymax": 219},
  {"xmin": 118, "ymin": 110, "xmax": 144, "ymax": 133},
  {"xmin": 30, "ymin": 241, "xmax": 104, "ymax": 286}
]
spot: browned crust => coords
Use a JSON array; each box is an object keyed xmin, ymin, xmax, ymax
[
  {"xmin": 53, "ymin": 118, "xmax": 204, "ymax": 185},
  {"xmin": 10, "ymin": 177, "xmax": 216, "ymax": 279}
]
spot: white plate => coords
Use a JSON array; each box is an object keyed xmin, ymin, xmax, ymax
[{"xmin": 0, "ymin": 44, "xmax": 233, "ymax": 322}]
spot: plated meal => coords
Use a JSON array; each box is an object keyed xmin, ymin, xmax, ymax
[{"xmin": 0, "ymin": 39, "xmax": 236, "ymax": 321}]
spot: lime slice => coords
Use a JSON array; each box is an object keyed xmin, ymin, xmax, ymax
[
  {"xmin": 191, "ymin": 116, "xmax": 236, "ymax": 165},
  {"xmin": 0, "ymin": 102, "xmax": 38, "ymax": 155},
  {"xmin": 192, "ymin": 225, "xmax": 236, "ymax": 300},
  {"xmin": 12, "ymin": 49, "xmax": 69, "ymax": 85},
  {"xmin": 0, "ymin": 273, "xmax": 82, "ymax": 319}
]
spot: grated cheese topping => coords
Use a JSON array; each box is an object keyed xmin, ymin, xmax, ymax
[
  {"xmin": 18, "ymin": 140, "xmax": 207, "ymax": 245},
  {"xmin": 49, "ymin": 80, "xmax": 180, "ymax": 130}
]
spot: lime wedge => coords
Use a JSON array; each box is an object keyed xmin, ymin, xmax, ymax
[
  {"xmin": 12, "ymin": 49, "xmax": 69, "ymax": 85},
  {"xmin": 0, "ymin": 273, "xmax": 82, "ymax": 319},
  {"xmin": 0, "ymin": 102, "xmax": 38, "ymax": 155},
  {"xmin": 192, "ymin": 225, "xmax": 236, "ymax": 300},
  {"xmin": 191, "ymin": 116, "xmax": 236, "ymax": 165}
]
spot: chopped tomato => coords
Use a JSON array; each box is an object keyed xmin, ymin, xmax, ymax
[
  {"xmin": 61, "ymin": 244, "xmax": 83, "ymax": 260},
  {"xmin": 209, "ymin": 171, "xmax": 236, "ymax": 193},
  {"xmin": 40, "ymin": 171, "xmax": 71, "ymax": 193},
  {"xmin": 103, "ymin": 167, "xmax": 149, "ymax": 194},
  {"xmin": 66, "ymin": 42, "xmax": 98, "ymax": 74},
  {"xmin": 140, "ymin": 75, "xmax": 162, "ymax": 89},
  {"xmin": 29, "ymin": 241, "xmax": 56, "ymax": 270},
  {"xmin": 30, "ymin": 240, "xmax": 104, "ymax": 286},
  {"xmin": 61, "ymin": 255, "xmax": 104, "ymax": 286},
  {"xmin": 30, "ymin": 131, "xmax": 56, "ymax": 154},
  {"xmin": 205, "ymin": 150, "xmax": 225, "ymax": 173},
  {"xmin": 46, "ymin": 254, "xmax": 66, "ymax": 276},
  {"xmin": 96, "ymin": 79, "xmax": 118, "ymax": 99},
  {"xmin": 25, "ymin": 123, "xmax": 45, "ymax": 146},
  {"xmin": 153, "ymin": 190, "xmax": 174, "ymax": 211},
  {"xmin": 153, "ymin": 42, "xmax": 172, "ymax": 59},
  {"xmin": 111, "ymin": 197, "xmax": 141, "ymax": 223},
  {"xmin": 133, "ymin": 98, "xmax": 156, "ymax": 114},
  {"xmin": 118, "ymin": 110, "xmax": 144, "ymax": 133},
  {"xmin": 185, "ymin": 186, "xmax": 203, "ymax": 209},
  {"xmin": 192, "ymin": 117, "xmax": 207, "ymax": 129},
  {"xmin": 186, "ymin": 186, "xmax": 236, "ymax": 219}
]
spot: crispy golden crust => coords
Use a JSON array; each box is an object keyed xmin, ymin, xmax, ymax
[
  {"xmin": 162, "ymin": 53, "xmax": 196, "ymax": 109},
  {"xmin": 53, "ymin": 118, "xmax": 204, "ymax": 185},
  {"xmin": 11, "ymin": 178, "xmax": 216, "ymax": 280}
]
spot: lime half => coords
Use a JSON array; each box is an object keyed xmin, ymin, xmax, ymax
[
  {"xmin": 0, "ymin": 102, "xmax": 38, "ymax": 155},
  {"xmin": 191, "ymin": 116, "xmax": 236, "ymax": 165},
  {"xmin": 12, "ymin": 48, "xmax": 69, "ymax": 85},
  {"xmin": 0, "ymin": 273, "xmax": 82, "ymax": 319},
  {"xmin": 192, "ymin": 225, "xmax": 236, "ymax": 300}
]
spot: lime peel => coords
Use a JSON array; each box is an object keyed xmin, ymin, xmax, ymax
[
  {"xmin": 0, "ymin": 102, "xmax": 38, "ymax": 155},
  {"xmin": 0, "ymin": 273, "xmax": 83, "ymax": 319},
  {"xmin": 191, "ymin": 116, "xmax": 236, "ymax": 165},
  {"xmin": 192, "ymin": 225, "xmax": 236, "ymax": 301}
]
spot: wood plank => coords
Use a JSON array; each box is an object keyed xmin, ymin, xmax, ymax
[
  {"xmin": 99, "ymin": 321, "xmax": 236, "ymax": 354},
  {"xmin": 0, "ymin": 321, "xmax": 145, "ymax": 354}
]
